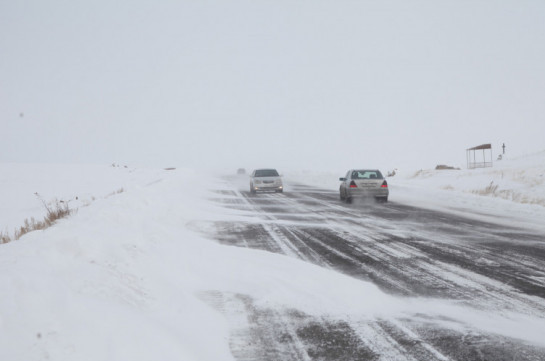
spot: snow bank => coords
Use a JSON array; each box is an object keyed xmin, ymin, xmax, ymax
[
  {"xmin": 0, "ymin": 167, "xmax": 233, "ymax": 361},
  {"xmin": 398, "ymin": 150, "xmax": 545, "ymax": 205},
  {"xmin": 392, "ymin": 151, "xmax": 545, "ymax": 231}
]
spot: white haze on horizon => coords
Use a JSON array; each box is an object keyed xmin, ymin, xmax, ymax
[{"xmin": 2, "ymin": 0, "xmax": 544, "ymax": 172}]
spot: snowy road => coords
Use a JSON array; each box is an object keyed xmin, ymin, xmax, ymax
[{"xmin": 200, "ymin": 177, "xmax": 545, "ymax": 361}]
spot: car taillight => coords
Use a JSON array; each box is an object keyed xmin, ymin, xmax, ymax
[
  {"xmin": 381, "ymin": 180, "xmax": 388, "ymax": 188},
  {"xmin": 349, "ymin": 181, "xmax": 357, "ymax": 188}
]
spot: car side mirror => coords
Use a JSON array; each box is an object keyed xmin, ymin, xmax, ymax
[{"xmin": 339, "ymin": 177, "xmax": 346, "ymax": 181}]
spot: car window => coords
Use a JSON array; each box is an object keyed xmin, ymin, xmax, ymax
[
  {"xmin": 255, "ymin": 169, "xmax": 279, "ymax": 177},
  {"xmin": 351, "ymin": 170, "xmax": 383, "ymax": 179}
]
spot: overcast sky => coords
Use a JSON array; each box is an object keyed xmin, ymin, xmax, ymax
[{"xmin": 2, "ymin": 0, "xmax": 544, "ymax": 171}]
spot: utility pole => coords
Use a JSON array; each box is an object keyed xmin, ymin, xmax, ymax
[{"xmin": 502, "ymin": 143, "xmax": 506, "ymax": 155}]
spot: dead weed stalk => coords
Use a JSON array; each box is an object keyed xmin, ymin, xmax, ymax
[{"xmin": 1, "ymin": 194, "xmax": 73, "ymax": 244}]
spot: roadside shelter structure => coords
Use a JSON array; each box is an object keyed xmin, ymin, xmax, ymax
[{"xmin": 466, "ymin": 144, "xmax": 493, "ymax": 169}]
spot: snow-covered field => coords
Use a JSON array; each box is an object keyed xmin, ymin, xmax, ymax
[{"xmin": 1, "ymin": 151, "xmax": 544, "ymax": 360}]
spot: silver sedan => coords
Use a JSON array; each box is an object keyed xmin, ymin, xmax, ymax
[
  {"xmin": 250, "ymin": 169, "xmax": 283, "ymax": 193},
  {"xmin": 339, "ymin": 169, "xmax": 388, "ymax": 203}
]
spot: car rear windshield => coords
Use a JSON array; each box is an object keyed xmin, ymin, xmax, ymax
[
  {"xmin": 255, "ymin": 169, "xmax": 279, "ymax": 177},
  {"xmin": 351, "ymin": 170, "xmax": 383, "ymax": 179}
]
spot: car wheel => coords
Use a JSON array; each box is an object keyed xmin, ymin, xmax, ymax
[
  {"xmin": 346, "ymin": 196, "xmax": 352, "ymax": 204},
  {"xmin": 250, "ymin": 184, "xmax": 256, "ymax": 194},
  {"xmin": 339, "ymin": 188, "xmax": 345, "ymax": 201}
]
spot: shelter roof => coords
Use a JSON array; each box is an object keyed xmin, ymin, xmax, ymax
[{"xmin": 467, "ymin": 144, "xmax": 492, "ymax": 151}]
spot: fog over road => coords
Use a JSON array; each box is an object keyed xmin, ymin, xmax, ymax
[{"xmin": 198, "ymin": 176, "xmax": 545, "ymax": 361}]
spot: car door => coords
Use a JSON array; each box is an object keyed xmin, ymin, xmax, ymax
[{"xmin": 340, "ymin": 170, "xmax": 351, "ymax": 193}]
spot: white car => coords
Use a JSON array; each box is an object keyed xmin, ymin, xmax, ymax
[{"xmin": 250, "ymin": 169, "xmax": 283, "ymax": 193}]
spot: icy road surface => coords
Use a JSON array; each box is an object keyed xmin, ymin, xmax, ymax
[{"xmin": 198, "ymin": 175, "xmax": 545, "ymax": 361}]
